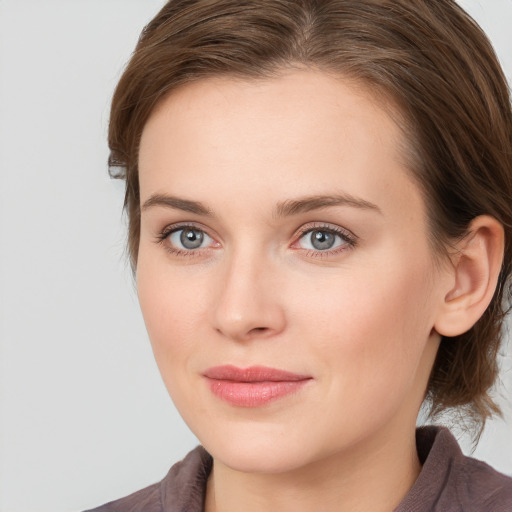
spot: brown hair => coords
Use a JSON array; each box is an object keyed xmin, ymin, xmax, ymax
[{"xmin": 108, "ymin": 0, "xmax": 512, "ymax": 432}]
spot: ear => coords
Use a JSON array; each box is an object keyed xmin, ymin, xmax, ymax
[{"xmin": 434, "ymin": 215, "xmax": 504, "ymax": 337}]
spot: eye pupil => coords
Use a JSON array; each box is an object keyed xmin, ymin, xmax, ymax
[
  {"xmin": 180, "ymin": 229, "xmax": 204, "ymax": 249},
  {"xmin": 311, "ymin": 230, "xmax": 335, "ymax": 250}
]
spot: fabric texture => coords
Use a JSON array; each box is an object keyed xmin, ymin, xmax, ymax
[{"xmin": 85, "ymin": 426, "xmax": 512, "ymax": 512}]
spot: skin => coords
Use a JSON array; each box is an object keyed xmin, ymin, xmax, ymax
[{"xmin": 136, "ymin": 70, "xmax": 455, "ymax": 512}]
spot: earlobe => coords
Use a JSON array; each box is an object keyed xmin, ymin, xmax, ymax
[{"xmin": 434, "ymin": 215, "xmax": 504, "ymax": 338}]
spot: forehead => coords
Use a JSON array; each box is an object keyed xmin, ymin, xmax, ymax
[
  {"xmin": 138, "ymin": 70, "xmax": 421, "ymax": 221},
  {"xmin": 141, "ymin": 71, "xmax": 401, "ymax": 142}
]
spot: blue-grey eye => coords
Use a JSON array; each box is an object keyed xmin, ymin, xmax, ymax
[
  {"xmin": 169, "ymin": 228, "xmax": 211, "ymax": 250},
  {"xmin": 298, "ymin": 229, "xmax": 346, "ymax": 251},
  {"xmin": 311, "ymin": 230, "xmax": 335, "ymax": 250}
]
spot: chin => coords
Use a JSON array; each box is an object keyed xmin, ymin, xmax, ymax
[
  {"xmin": 210, "ymin": 443, "xmax": 307, "ymax": 474},
  {"xmin": 197, "ymin": 424, "xmax": 318, "ymax": 474}
]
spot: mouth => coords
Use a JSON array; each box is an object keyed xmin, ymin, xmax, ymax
[{"xmin": 202, "ymin": 365, "xmax": 312, "ymax": 407}]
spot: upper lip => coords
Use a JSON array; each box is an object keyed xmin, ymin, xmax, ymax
[{"xmin": 203, "ymin": 365, "xmax": 311, "ymax": 382}]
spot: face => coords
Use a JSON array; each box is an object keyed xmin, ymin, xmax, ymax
[{"xmin": 137, "ymin": 71, "xmax": 444, "ymax": 474}]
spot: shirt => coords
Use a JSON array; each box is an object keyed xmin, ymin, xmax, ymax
[{"xmin": 85, "ymin": 426, "xmax": 512, "ymax": 512}]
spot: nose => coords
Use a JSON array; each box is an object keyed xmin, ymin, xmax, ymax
[{"xmin": 212, "ymin": 248, "xmax": 287, "ymax": 342}]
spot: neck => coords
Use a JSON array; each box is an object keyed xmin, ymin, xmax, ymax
[{"xmin": 205, "ymin": 425, "xmax": 421, "ymax": 512}]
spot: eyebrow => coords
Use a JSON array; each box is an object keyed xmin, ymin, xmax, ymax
[
  {"xmin": 142, "ymin": 194, "xmax": 212, "ymax": 216},
  {"xmin": 274, "ymin": 193, "xmax": 382, "ymax": 218},
  {"xmin": 141, "ymin": 192, "xmax": 381, "ymax": 217}
]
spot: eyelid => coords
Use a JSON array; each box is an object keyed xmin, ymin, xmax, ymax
[
  {"xmin": 291, "ymin": 222, "xmax": 358, "ymax": 253},
  {"xmin": 155, "ymin": 222, "xmax": 220, "ymax": 254},
  {"xmin": 157, "ymin": 221, "xmax": 206, "ymax": 237},
  {"xmin": 154, "ymin": 220, "xmax": 357, "ymax": 258}
]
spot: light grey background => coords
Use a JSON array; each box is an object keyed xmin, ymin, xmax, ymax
[{"xmin": 0, "ymin": 1, "xmax": 511, "ymax": 511}]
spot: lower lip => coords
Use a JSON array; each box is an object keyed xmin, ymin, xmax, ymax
[{"xmin": 205, "ymin": 379, "xmax": 310, "ymax": 407}]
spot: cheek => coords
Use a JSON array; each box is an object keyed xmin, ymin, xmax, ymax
[
  {"xmin": 288, "ymin": 255, "xmax": 436, "ymax": 381},
  {"xmin": 136, "ymin": 257, "xmax": 208, "ymax": 366}
]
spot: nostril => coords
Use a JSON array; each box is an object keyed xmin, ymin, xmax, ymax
[{"xmin": 251, "ymin": 327, "xmax": 269, "ymax": 334}]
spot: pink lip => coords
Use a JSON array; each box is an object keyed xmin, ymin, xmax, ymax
[{"xmin": 203, "ymin": 365, "xmax": 312, "ymax": 407}]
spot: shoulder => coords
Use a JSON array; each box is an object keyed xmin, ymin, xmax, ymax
[
  {"xmin": 397, "ymin": 426, "xmax": 512, "ymax": 512},
  {"xmin": 452, "ymin": 441, "xmax": 512, "ymax": 511},
  {"xmin": 84, "ymin": 446, "xmax": 212, "ymax": 512},
  {"xmin": 84, "ymin": 482, "xmax": 161, "ymax": 512}
]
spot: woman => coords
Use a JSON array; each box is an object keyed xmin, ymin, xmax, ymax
[{"xmin": 88, "ymin": 0, "xmax": 512, "ymax": 510}]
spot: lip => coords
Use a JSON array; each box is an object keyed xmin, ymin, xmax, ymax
[{"xmin": 203, "ymin": 365, "xmax": 312, "ymax": 407}]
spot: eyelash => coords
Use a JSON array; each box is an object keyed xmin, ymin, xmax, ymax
[
  {"xmin": 293, "ymin": 223, "xmax": 357, "ymax": 258},
  {"xmin": 155, "ymin": 222, "xmax": 357, "ymax": 258},
  {"xmin": 155, "ymin": 222, "xmax": 215, "ymax": 258}
]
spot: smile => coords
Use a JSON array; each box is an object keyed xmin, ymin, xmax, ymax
[{"xmin": 203, "ymin": 365, "xmax": 312, "ymax": 407}]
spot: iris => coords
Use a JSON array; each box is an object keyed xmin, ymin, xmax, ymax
[
  {"xmin": 180, "ymin": 228, "xmax": 204, "ymax": 249},
  {"xmin": 310, "ymin": 230, "xmax": 336, "ymax": 250}
]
